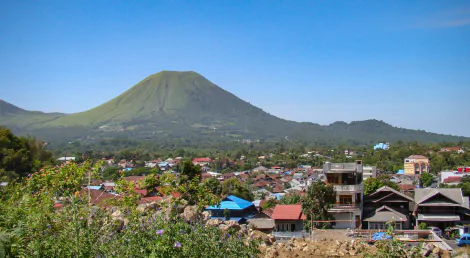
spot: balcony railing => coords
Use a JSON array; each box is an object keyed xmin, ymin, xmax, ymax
[
  {"xmin": 330, "ymin": 163, "xmax": 357, "ymax": 170},
  {"xmin": 328, "ymin": 203, "xmax": 361, "ymax": 212},
  {"xmin": 333, "ymin": 184, "xmax": 363, "ymax": 192}
]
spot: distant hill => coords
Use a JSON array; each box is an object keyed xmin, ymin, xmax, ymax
[{"xmin": 1, "ymin": 71, "xmax": 468, "ymax": 146}]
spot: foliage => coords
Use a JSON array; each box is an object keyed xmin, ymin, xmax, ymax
[
  {"xmin": 364, "ymin": 177, "xmax": 400, "ymax": 195},
  {"xmin": 139, "ymin": 173, "xmax": 160, "ymax": 190},
  {"xmin": 261, "ymin": 198, "xmax": 277, "ymax": 209},
  {"xmin": 224, "ymin": 208, "xmax": 230, "ymax": 221},
  {"xmin": 221, "ymin": 178, "xmax": 254, "ymax": 201},
  {"xmin": 364, "ymin": 222, "xmax": 423, "ymax": 258},
  {"xmin": 420, "ymin": 172, "xmax": 433, "ymax": 188},
  {"xmin": 418, "ymin": 222, "xmax": 427, "ymax": 230},
  {"xmin": 180, "ymin": 161, "xmax": 202, "ymax": 183},
  {"xmin": 2, "ymin": 71, "xmax": 469, "ymax": 149},
  {"xmin": 279, "ymin": 192, "xmax": 302, "ymax": 204},
  {"xmin": 102, "ymin": 166, "xmax": 120, "ymax": 180},
  {"xmin": 0, "ymin": 162, "xmax": 260, "ymax": 257},
  {"xmin": 0, "ymin": 126, "xmax": 53, "ymax": 180},
  {"xmin": 302, "ymin": 181, "xmax": 336, "ymax": 229},
  {"xmin": 203, "ymin": 177, "xmax": 222, "ymax": 195}
]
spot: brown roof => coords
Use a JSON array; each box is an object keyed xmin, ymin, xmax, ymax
[
  {"xmin": 271, "ymin": 205, "xmax": 306, "ymax": 220},
  {"xmin": 443, "ymin": 176, "xmax": 462, "ymax": 183},
  {"xmin": 253, "ymin": 181, "xmax": 270, "ymax": 187},
  {"xmin": 261, "ymin": 207, "xmax": 274, "ymax": 217},
  {"xmin": 122, "ymin": 176, "xmax": 145, "ymax": 182},
  {"xmin": 138, "ymin": 196, "xmax": 164, "ymax": 204},
  {"xmin": 79, "ymin": 189, "xmax": 121, "ymax": 208},
  {"xmin": 407, "ymin": 155, "xmax": 428, "ymax": 159},
  {"xmin": 272, "ymin": 185, "xmax": 285, "ymax": 193},
  {"xmin": 399, "ymin": 184, "xmax": 415, "ymax": 191}
]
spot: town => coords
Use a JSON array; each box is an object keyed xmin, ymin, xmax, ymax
[{"xmin": 34, "ymin": 141, "xmax": 470, "ymax": 254}]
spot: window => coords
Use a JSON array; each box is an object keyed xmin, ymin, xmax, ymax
[
  {"xmin": 291, "ymin": 224, "xmax": 296, "ymax": 232},
  {"xmin": 339, "ymin": 195, "xmax": 352, "ymax": 205}
]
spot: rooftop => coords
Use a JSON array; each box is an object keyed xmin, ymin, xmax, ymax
[
  {"xmin": 271, "ymin": 204, "xmax": 306, "ymax": 220},
  {"xmin": 206, "ymin": 195, "xmax": 254, "ymax": 210}
]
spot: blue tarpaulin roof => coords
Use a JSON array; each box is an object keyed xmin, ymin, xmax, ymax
[
  {"xmin": 372, "ymin": 232, "xmax": 392, "ymax": 241},
  {"xmin": 396, "ymin": 169, "xmax": 405, "ymax": 174},
  {"xmin": 206, "ymin": 195, "xmax": 254, "ymax": 210},
  {"xmin": 88, "ymin": 186, "xmax": 102, "ymax": 190},
  {"xmin": 272, "ymin": 193, "xmax": 283, "ymax": 200}
]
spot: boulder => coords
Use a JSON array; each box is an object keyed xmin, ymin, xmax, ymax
[
  {"xmin": 202, "ymin": 211, "xmax": 211, "ymax": 222},
  {"xmin": 180, "ymin": 205, "xmax": 200, "ymax": 222},
  {"xmin": 136, "ymin": 204, "xmax": 148, "ymax": 213},
  {"xmin": 206, "ymin": 218, "xmax": 223, "ymax": 227},
  {"xmin": 264, "ymin": 247, "xmax": 278, "ymax": 258},
  {"xmin": 221, "ymin": 220, "xmax": 241, "ymax": 231}
]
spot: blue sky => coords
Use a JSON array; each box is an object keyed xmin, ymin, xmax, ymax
[{"xmin": 1, "ymin": 0, "xmax": 469, "ymax": 136}]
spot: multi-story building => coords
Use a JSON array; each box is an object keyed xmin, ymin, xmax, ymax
[
  {"xmin": 363, "ymin": 166, "xmax": 377, "ymax": 180},
  {"xmin": 404, "ymin": 155, "xmax": 430, "ymax": 175},
  {"xmin": 323, "ymin": 161, "xmax": 363, "ymax": 229}
]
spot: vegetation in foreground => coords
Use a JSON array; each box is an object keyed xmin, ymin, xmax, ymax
[{"xmin": 0, "ymin": 162, "xmax": 260, "ymax": 257}]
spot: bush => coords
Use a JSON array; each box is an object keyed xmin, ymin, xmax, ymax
[{"xmin": 0, "ymin": 162, "xmax": 260, "ymax": 257}]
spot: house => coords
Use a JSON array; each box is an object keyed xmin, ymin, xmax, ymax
[
  {"xmin": 440, "ymin": 147, "xmax": 465, "ymax": 154},
  {"xmin": 363, "ymin": 186, "xmax": 415, "ymax": 230},
  {"xmin": 324, "ymin": 161, "xmax": 363, "ymax": 229},
  {"xmin": 57, "ymin": 156, "xmax": 75, "ymax": 162},
  {"xmin": 192, "ymin": 158, "xmax": 212, "ymax": 166},
  {"xmin": 363, "ymin": 166, "xmax": 377, "ymax": 180},
  {"xmin": 404, "ymin": 155, "xmax": 430, "ymax": 175},
  {"xmin": 414, "ymin": 188, "xmax": 470, "ymax": 229},
  {"xmin": 442, "ymin": 176, "xmax": 462, "ymax": 186},
  {"xmin": 205, "ymin": 195, "xmax": 258, "ymax": 223},
  {"xmin": 271, "ymin": 204, "xmax": 306, "ymax": 232},
  {"xmin": 373, "ymin": 143, "xmax": 390, "ymax": 150}
]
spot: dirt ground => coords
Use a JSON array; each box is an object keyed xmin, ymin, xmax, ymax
[{"xmin": 309, "ymin": 229, "xmax": 355, "ymax": 241}]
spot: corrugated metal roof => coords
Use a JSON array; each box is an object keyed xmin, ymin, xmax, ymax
[
  {"xmin": 206, "ymin": 195, "xmax": 254, "ymax": 210},
  {"xmin": 271, "ymin": 205, "xmax": 306, "ymax": 220}
]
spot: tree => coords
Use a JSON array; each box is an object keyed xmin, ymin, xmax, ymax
[
  {"xmin": 420, "ymin": 172, "xmax": 433, "ymax": 188},
  {"xmin": 181, "ymin": 161, "xmax": 202, "ymax": 182},
  {"xmin": 302, "ymin": 181, "xmax": 336, "ymax": 229},
  {"xmin": 279, "ymin": 192, "xmax": 302, "ymax": 204},
  {"xmin": 364, "ymin": 177, "xmax": 400, "ymax": 195},
  {"xmin": 221, "ymin": 178, "xmax": 254, "ymax": 201},
  {"xmin": 261, "ymin": 198, "xmax": 277, "ymax": 209},
  {"xmin": 203, "ymin": 177, "xmax": 222, "ymax": 195},
  {"xmin": 102, "ymin": 166, "xmax": 120, "ymax": 180}
]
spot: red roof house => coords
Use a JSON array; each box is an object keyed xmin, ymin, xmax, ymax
[{"xmin": 271, "ymin": 204, "xmax": 306, "ymax": 232}]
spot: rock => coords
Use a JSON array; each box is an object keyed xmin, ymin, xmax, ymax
[
  {"xmin": 264, "ymin": 247, "xmax": 278, "ymax": 258},
  {"xmin": 221, "ymin": 220, "xmax": 241, "ymax": 231},
  {"xmin": 432, "ymin": 246, "xmax": 440, "ymax": 255},
  {"xmin": 202, "ymin": 211, "xmax": 211, "ymax": 222},
  {"xmin": 147, "ymin": 201, "xmax": 159, "ymax": 210},
  {"xmin": 440, "ymin": 250, "xmax": 451, "ymax": 258},
  {"xmin": 111, "ymin": 210, "xmax": 123, "ymax": 218},
  {"xmin": 136, "ymin": 204, "xmax": 148, "ymax": 213},
  {"xmin": 180, "ymin": 205, "xmax": 200, "ymax": 222},
  {"xmin": 206, "ymin": 218, "xmax": 223, "ymax": 227},
  {"xmin": 267, "ymin": 234, "xmax": 276, "ymax": 244}
]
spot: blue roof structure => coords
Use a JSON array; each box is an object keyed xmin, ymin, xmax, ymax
[
  {"xmin": 88, "ymin": 186, "xmax": 103, "ymax": 190},
  {"xmin": 374, "ymin": 143, "xmax": 389, "ymax": 150},
  {"xmin": 396, "ymin": 169, "xmax": 405, "ymax": 175},
  {"xmin": 272, "ymin": 193, "xmax": 283, "ymax": 200},
  {"xmin": 158, "ymin": 162, "xmax": 169, "ymax": 167},
  {"xmin": 206, "ymin": 195, "xmax": 254, "ymax": 210}
]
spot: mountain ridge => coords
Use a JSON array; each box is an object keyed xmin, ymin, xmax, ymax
[{"xmin": 1, "ymin": 71, "xmax": 469, "ymax": 145}]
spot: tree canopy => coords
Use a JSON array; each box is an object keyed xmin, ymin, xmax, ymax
[{"xmin": 301, "ymin": 181, "xmax": 336, "ymax": 229}]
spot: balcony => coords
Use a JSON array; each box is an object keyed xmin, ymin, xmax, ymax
[
  {"xmin": 333, "ymin": 184, "xmax": 363, "ymax": 192},
  {"xmin": 328, "ymin": 203, "xmax": 360, "ymax": 213}
]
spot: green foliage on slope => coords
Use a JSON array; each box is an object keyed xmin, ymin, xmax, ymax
[{"xmin": 1, "ymin": 71, "xmax": 469, "ymax": 146}]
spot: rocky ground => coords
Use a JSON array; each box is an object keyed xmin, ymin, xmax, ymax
[{"xmin": 111, "ymin": 200, "xmax": 469, "ymax": 258}]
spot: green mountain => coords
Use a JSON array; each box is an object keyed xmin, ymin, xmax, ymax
[{"xmin": 1, "ymin": 71, "xmax": 468, "ymax": 145}]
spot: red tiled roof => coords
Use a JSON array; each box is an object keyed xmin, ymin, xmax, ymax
[
  {"xmin": 443, "ymin": 176, "xmax": 461, "ymax": 183},
  {"xmin": 272, "ymin": 185, "xmax": 284, "ymax": 193},
  {"xmin": 80, "ymin": 189, "xmax": 121, "ymax": 208},
  {"xmin": 135, "ymin": 189, "xmax": 149, "ymax": 197},
  {"xmin": 138, "ymin": 196, "xmax": 164, "ymax": 204},
  {"xmin": 271, "ymin": 205, "xmax": 306, "ymax": 220},
  {"xmin": 398, "ymin": 184, "xmax": 415, "ymax": 191},
  {"xmin": 122, "ymin": 176, "xmax": 145, "ymax": 183},
  {"xmin": 262, "ymin": 207, "xmax": 274, "ymax": 218},
  {"xmin": 193, "ymin": 158, "xmax": 211, "ymax": 163},
  {"xmin": 253, "ymin": 181, "xmax": 270, "ymax": 187}
]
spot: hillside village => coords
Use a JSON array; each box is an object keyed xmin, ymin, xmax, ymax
[{"xmin": 42, "ymin": 142, "xmax": 470, "ymax": 252}]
